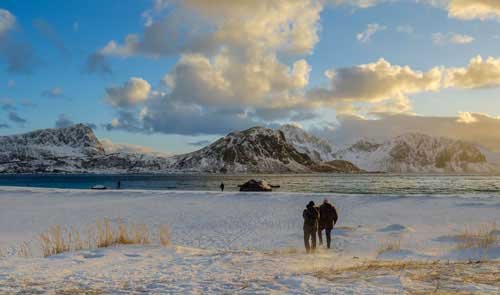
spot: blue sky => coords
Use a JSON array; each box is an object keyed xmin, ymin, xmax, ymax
[{"xmin": 1, "ymin": 0, "xmax": 500, "ymax": 153}]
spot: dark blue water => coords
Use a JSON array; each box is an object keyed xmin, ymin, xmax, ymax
[{"xmin": 0, "ymin": 174, "xmax": 500, "ymax": 195}]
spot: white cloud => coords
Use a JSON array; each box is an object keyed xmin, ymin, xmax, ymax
[
  {"xmin": 105, "ymin": 77, "xmax": 151, "ymax": 108},
  {"xmin": 356, "ymin": 23, "xmax": 387, "ymax": 43},
  {"xmin": 0, "ymin": 9, "xmax": 15, "ymax": 36},
  {"xmin": 329, "ymin": 0, "xmax": 389, "ymax": 8},
  {"xmin": 100, "ymin": 138, "xmax": 171, "ymax": 156},
  {"xmin": 448, "ymin": 0, "xmax": 500, "ymax": 21},
  {"xmin": 422, "ymin": 0, "xmax": 500, "ymax": 21},
  {"xmin": 309, "ymin": 58, "xmax": 442, "ymax": 114},
  {"xmin": 445, "ymin": 55, "xmax": 500, "ymax": 89},
  {"xmin": 432, "ymin": 32, "xmax": 474, "ymax": 45}
]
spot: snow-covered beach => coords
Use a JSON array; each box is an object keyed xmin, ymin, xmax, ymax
[{"xmin": 0, "ymin": 187, "xmax": 499, "ymax": 293}]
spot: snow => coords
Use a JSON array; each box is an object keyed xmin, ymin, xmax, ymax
[{"xmin": 0, "ymin": 187, "xmax": 499, "ymax": 293}]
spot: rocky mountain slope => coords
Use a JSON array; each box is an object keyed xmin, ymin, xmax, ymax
[
  {"xmin": 0, "ymin": 124, "xmax": 496, "ymax": 174},
  {"xmin": 0, "ymin": 124, "xmax": 172, "ymax": 173},
  {"xmin": 334, "ymin": 133, "xmax": 495, "ymax": 173},
  {"xmin": 279, "ymin": 124, "xmax": 335, "ymax": 162},
  {"xmin": 169, "ymin": 126, "xmax": 353, "ymax": 173}
]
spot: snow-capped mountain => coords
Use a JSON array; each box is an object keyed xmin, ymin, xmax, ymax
[
  {"xmin": 279, "ymin": 124, "xmax": 335, "ymax": 162},
  {"xmin": 0, "ymin": 124, "xmax": 172, "ymax": 173},
  {"xmin": 334, "ymin": 133, "xmax": 495, "ymax": 173},
  {"xmin": 170, "ymin": 127, "xmax": 320, "ymax": 173},
  {"xmin": 0, "ymin": 124, "xmax": 495, "ymax": 174}
]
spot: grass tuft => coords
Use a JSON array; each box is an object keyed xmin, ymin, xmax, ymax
[
  {"xmin": 456, "ymin": 222, "xmax": 497, "ymax": 250},
  {"xmin": 377, "ymin": 239, "xmax": 401, "ymax": 255},
  {"xmin": 159, "ymin": 225, "xmax": 171, "ymax": 247},
  {"xmin": 35, "ymin": 219, "xmax": 168, "ymax": 257}
]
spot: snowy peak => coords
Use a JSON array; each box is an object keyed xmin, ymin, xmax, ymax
[
  {"xmin": 279, "ymin": 124, "xmax": 335, "ymax": 162},
  {"xmin": 0, "ymin": 124, "xmax": 105, "ymax": 156},
  {"xmin": 170, "ymin": 126, "xmax": 318, "ymax": 173},
  {"xmin": 335, "ymin": 133, "xmax": 492, "ymax": 173}
]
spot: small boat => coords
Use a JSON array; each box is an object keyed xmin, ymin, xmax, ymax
[
  {"xmin": 91, "ymin": 185, "xmax": 107, "ymax": 190},
  {"xmin": 238, "ymin": 179, "xmax": 273, "ymax": 192}
]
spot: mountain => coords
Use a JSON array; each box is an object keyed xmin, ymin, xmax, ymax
[
  {"xmin": 0, "ymin": 124, "xmax": 494, "ymax": 174},
  {"xmin": 333, "ymin": 133, "xmax": 495, "ymax": 173},
  {"xmin": 0, "ymin": 124, "xmax": 172, "ymax": 173},
  {"xmin": 279, "ymin": 124, "xmax": 335, "ymax": 162},
  {"xmin": 170, "ymin": 126, "xmax": 335, "ymax": 173}
]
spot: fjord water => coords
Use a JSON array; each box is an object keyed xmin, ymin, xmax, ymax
[{"xmin": 0, "ymin": 174, "xmax": 500, "ymax": 195}]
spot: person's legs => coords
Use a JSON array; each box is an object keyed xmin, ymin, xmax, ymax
[
  {"xmin": 325, "ymin": 228, "xmax": 332, "ymax": 249},
  {"xmin": 311, "ymin": 228, "xmax": 317, "ymax": 252},
  {"xmin": 304, "ymin": 229, "xmax": 311, "ymax": 253},
  {"xmin": 318, "ymin": 227, "xmax": 323, "ymax": 245}
]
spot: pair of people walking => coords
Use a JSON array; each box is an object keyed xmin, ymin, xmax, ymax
[{"xmin": 302, "ymin": 199, "xmax": 338, "ymax": 253}]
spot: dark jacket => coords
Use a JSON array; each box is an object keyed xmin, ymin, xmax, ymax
[
  {"xmin": 319, "ymin": 203, "xmax": 338, "ymax": 230},
  {"xmin": 303, "ymin": 205, "xmax": 319, "ymax": 230}
]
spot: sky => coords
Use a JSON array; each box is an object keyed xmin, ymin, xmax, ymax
[{"xmin": 1, "ymin": 0, "xmax": 500, "ymax": 153}]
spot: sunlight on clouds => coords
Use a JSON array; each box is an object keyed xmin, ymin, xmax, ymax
[
  {"xmin": 432, "ymin": 32, "xmax": 475, "ymax": 45},
  {"xmin": 105, "ymin": 77, "xmax": 151, "ymax": 108},
  {"xmin": 310, "ymin": 58, "xmax": 442, "ymax": 114},
  {"xmin": 448, "ymin": 0, "xmax": 500, "ymax": 21},
  {"xmin": 457, "ymin": 111, "xmax": 478, "ymax": 123},
  {"xmin": 445, "ymin": 56, "xmax": 500, "ymax": 89}
]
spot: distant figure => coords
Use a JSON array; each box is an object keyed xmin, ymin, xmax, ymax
[
  {"xmin": 220, "ymin": 182, "xmax": 225, "ymax": 192},
  {"xmin": 318, "ymin": 199, "xmax": 338, "ymax": 249},
  {"xmin": 303, "ymin": 201, "xmax": 319, "ymax": 253},
  {"xmin": 117, "ymin": 180, "xmax": 121, "ymax": 189}
]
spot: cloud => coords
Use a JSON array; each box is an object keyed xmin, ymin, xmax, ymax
[
  {"xmin": 0, "ymin": 123, "xmax": 9, "ymax": 129},
  {"xmin": 101, "ymin": 0, "xmax": 322, "ymax": 58},
  {"xmin": 314, "ymin": 112, "xmax": 500, "ymax": 151},
  {"xmin": 0, "ymin": 9, "xmax": 40, "ymax": 74},
  {"xmin": 42, "ymin": 87, "xmax": 64, "ymax": 98},
  {"xmin": 0, "ymin": 9, "xmax": 15, "ymax": 36},
  {"xmin": 84, "ymin": 52, "xmax": 112, "ymax": 75},
  {"xmin": 308, "ymin": 58, "xmax": 442, "ymax": 114},
  {"xmin": 445, "ymin": 55, "xmax": 500, "ymax": 89},
  {"xmin": 54, "ymin": 114, "xmax": 74, "ymax": 128},
  {"xmin": 432, "ymin": 32, "xmax": 474, "ymax": 45},
  {"xmin": 7, "ymin": 79, "xmax": 14, "ymax": 88},
  {"xmin": 329, "ymin": 0, "xmax": 389, "ymax": 8},
  {"xmin": 422, "ymin": 0, "xmax": 500, "ymax": 21},
  {"xmin": 103, "ymin": 0, "xmax": 322, "ymax": 135},
  {"xmin": 8, "ymin": 111, "xmax": 27, "ymax": 125},
  {"xmin": 448, "ymin": 0, "xmax": 500, "ymax": 21},
  {"xmin": 105, "ymin": 77, "xmax": 151, "ymax": 108},
  {"xmin": 100, "ymin": 138, "xmax": 171, "ymax": 156},
  {"xmin": 188, "ymin": 139, "xmax": 212, "ymax": 147},
  {"xmin": 356, "ymin": 23, "xmax": 386, "ymax": 43},
  {"xmin": 33, "ymin": 19, "xmax": 69, "ymax": 56}
]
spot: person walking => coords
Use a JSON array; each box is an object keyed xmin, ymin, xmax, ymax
[
  {"xmin": 303, "ymin": 201, "xmax": 319, "ymax": 253},
  {"xmin": 318, "ymin": 199, "xmax": 338, "ymax": 249},
  {"xmin": 219, "ymin": 182, "xmax": 225, "ymax": 192}
]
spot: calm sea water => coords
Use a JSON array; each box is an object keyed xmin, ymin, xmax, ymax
[{"xmin": 0, "ymin": 174, "xmax": 500, "ymax": 195}]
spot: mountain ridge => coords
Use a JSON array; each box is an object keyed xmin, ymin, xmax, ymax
[{"xmin": 0, "ymin": 124, "xmax": 496, "ymax": 174}]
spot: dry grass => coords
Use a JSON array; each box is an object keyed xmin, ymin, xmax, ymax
[
  {"xmin": 456, "ymin": 222, "xmax": 497, "ymax": 250},
  {"xmin": 377, "ymin": 239, "xmax": 401, "ymax": 255},
  {"xmin": 268, "ymin": 247, "xmax": 300, "ymax": 256},
  {"xmin": 36, "ymin": 219, "xmax": 170, "ymax": 257},
  {"xmin": 18, "ymin": 242, "xmax": 32, "ymax": 258},
  {"xmin": 315, "ymin": 259, "xmax": 500, "ymax": 294},
  {"xmin": 159, "ymin": 225, "xmax": 171, "ymax": 247}
]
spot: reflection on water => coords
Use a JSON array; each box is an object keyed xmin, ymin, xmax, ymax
[{"xmin": 0, "ymin": 174, "xmax": 500, "ymax": 195}]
